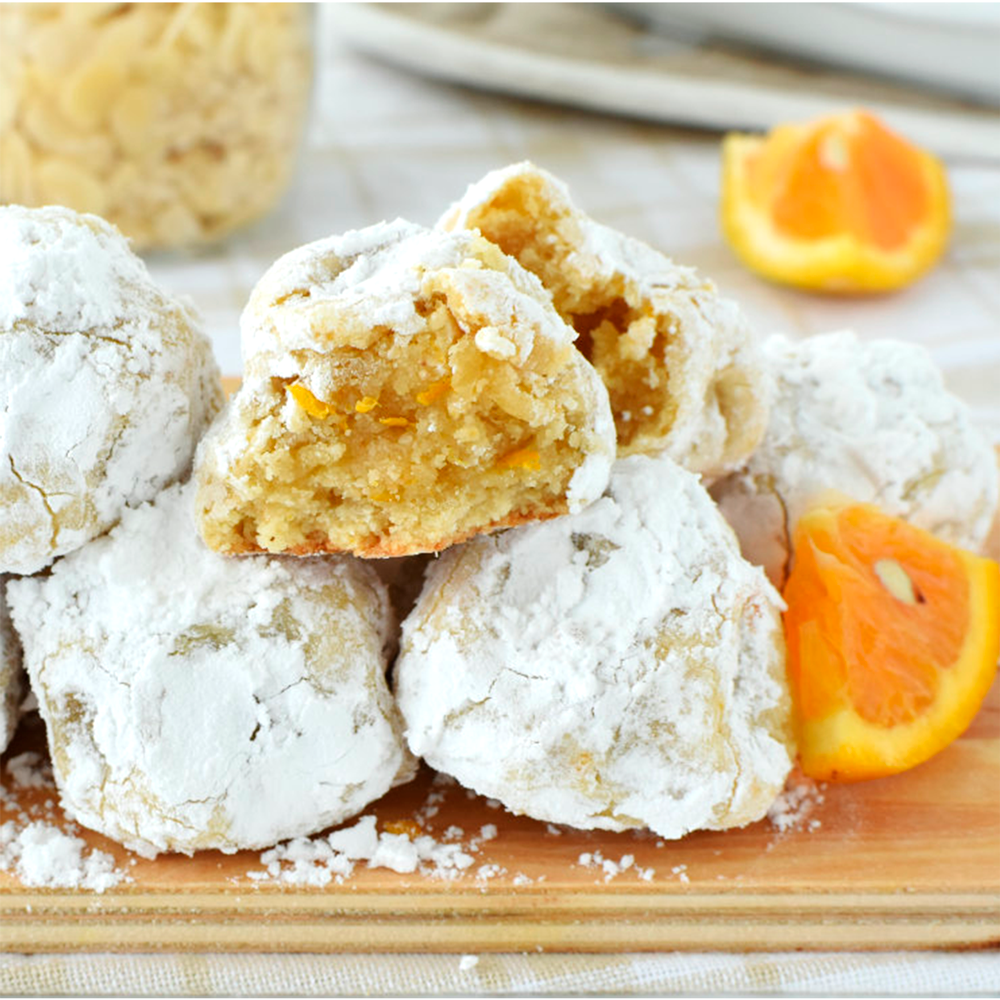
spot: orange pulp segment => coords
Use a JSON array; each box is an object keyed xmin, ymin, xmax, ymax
[
  {"xmin": 782, "ymin": 499, "xmax": 999, "ymax": 782},
  {"xmin": 721, "ymin": 109, "xmax": 951, "ymax": 292}
]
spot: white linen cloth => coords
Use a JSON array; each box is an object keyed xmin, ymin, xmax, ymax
[{"xmin": 2, "ymin": 951, "xmax": 1000, "ymax": 996}]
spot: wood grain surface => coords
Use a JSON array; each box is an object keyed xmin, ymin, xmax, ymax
[
  {"xmin": 1, "ymin": 675, "xmax": 998, "ymax": 954},
  {"xmin": 1, "ymin": 420, "xmax": 997, "ymax": 955}
]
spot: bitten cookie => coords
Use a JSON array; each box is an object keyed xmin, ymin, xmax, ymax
[
  {"xmin": 711, "ymin": 331, "xmax": 1000, "ymax": 587},
  {"xmin": 396, "ymin": 455, "xmax": 794, "ymax": 840},
  {"xmin": 440, "ymin": 162, "xmax": 767, "ymax": 476},
  {"xmin": 0, "ymin": 205, "xmax": 223, "ymax": 575},
  {"xmin": 6, "ymin": 482, "xmax": 416, "ymax": 857},
  {"xmin": 195, "ymin": 220, "xmax": 615, "ymax": 558}
]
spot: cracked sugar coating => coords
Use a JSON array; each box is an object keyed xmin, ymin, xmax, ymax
[
  {"xmin": 0, "ymin": 205, "xmax": 223, "ymax": 575},
  {"xmin": 0, "ymin": 577, "xmax": 25, "ymax": 754},
  {"xmin": 5, "ymin": 482, "xmax": 416, "ymax": 858},
  {"xmin": 396, "ymin": 455, "xmax": 794, "ymax": 839},
  {"xmin": 440, "ymin": 162, "xmax": 768, "ymax": 476},
  {"xmin": 195, "ymin": 220, "xmax": 615, "ymax": 558},
  {"xmin": 711, "ymin": 331, "xmax": 1000, "ymax": 588}
]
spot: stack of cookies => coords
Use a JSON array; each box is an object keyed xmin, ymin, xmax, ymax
[{"xmin": 2, "ymin": 164, "xmax": 995, "ymax": 857}]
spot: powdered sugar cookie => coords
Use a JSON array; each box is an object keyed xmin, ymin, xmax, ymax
[
  {"xmin": 0, "ymin": 578, "xmax": 24, "ymax": 753},
  {"xmin": 0, "ymin": 206, "xmax": 223, "ymax": 575},
  {"xmin": 440, "ymin": 162, "xmax": 767, "ymax": 476},
  {"xmin": 396, "ymin": 455, "xmax": 793, "ymax": 839},
  {"xmin": 195, "ymin": 220, "xmax": 615, "ymax": 558},
  {"xmin": 6, "ymin": 482, "xmax": 415, "ymax": 857},
  {"xmin": 711, "ymin": 332, "xmax": 1000, "ymax": 588}
]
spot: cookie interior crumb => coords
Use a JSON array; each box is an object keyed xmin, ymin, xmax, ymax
[
  {"xmin": 444, "ymin": 167, "xmax": 759, "ymax": 462},
  {"xmin": 200, "ymin": 294, "xmax": 602, "ymax": 557}
]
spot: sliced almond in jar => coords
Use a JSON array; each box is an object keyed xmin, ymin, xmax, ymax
[
  {"xmin": 150, "ymin": 199, "xmax": 201, "ymax": 247},
  {"xmin": 110, "ymin": 85, "xmax": 157, "ymax": 157},
  {"xmin": 35, "ymin": 156, "xmax": 107, "ymax": 216},
  {"xmin": 61, "ymin": 59, "xmax": 128, "ymax": 130},
  {"xmin": 0, "ymin": 132, "xmax": 36, "ymax": 204}
]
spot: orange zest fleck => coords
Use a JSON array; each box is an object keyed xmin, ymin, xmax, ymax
[
  {"xmin": 499, "ymin": 447, "xmax": 541, "ymax": 472},
  {"xmin": 378, "ymin": 416, "xmax": 411, "ymax": 428},
  {"xmin": 782, "ymin": 498, "xmax": 999, "ymax": 782},
  {"xmin": 416, "ymin": 378, "xmax": 451, "ymax": 406},
  {"xmin": 355, "ymin": 396, "xmax": 379, "ymax": 413},
  {"xmin": 382, "ymin": 819, "xmax": 423, "ymax": 840},
  {"xmin": 287, "ymin": 382, "xmax": 332, "ymax": 419}
]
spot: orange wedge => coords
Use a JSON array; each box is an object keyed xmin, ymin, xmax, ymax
[
  {"xmin": 721, "ymin": 109, "xmax": 951, "ymax": 293},
  {"xmin": 782, "ymin": 498, "xmax": 999, "ymax": 782}
]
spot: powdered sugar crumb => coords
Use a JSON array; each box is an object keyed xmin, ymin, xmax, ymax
[
  {"xmin": 0, "ymin": 821, "xmax": 127, "ymax": 892},
  {"xmin": 1, "ymin": 754, "xmax": 132, "ymax": 892},
  {"xmin": 247, "ymin": 814, "xmax": 484, "ymax": 886},
  {"xmin": 5, "ymin": 751, "xmax": 52, "ymax": 789},
  {"xmin": 458, "ymin": 954, "xmax": 479, "ymax": 972},
  {"xmin": 768, "ymin": 774, "xmax": 827, "ymax": 833},
  {"xmin": 671, "ymin": 864, "xmax": 691, "ymax": 884},
  {"xmin": 577, "ymin": 849, "xmax": 654, "ymax": 884}
]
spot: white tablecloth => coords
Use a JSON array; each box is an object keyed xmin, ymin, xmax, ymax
[
  {"xmin": 3, "ymin": 950, "xmax": 1000, "ymax": 997},
  {"xmin": 5, "ymin": 4, "xmax": 998, "ymax": 994}
]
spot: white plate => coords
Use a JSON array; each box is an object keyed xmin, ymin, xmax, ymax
[
  {"xmin": 330, "ymin": 3, "xmax": 1000, "ymax": 162},
  {"xmin": 621, "ymin": 2, "xmax": 1000, "ymax": 105}
]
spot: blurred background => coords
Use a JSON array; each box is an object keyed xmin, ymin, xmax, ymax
[{"xmin": 1, "ymin": 2, "xmax": 998, "ymax": 440}]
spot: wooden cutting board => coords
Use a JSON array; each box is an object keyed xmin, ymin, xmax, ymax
[
  {"xmin": 2, "ymin": 412, "xmax": 997, "ymax": 954},
  {"xmin": 1, "ymin": 675, "xmax": 998, "ymax": 954}
]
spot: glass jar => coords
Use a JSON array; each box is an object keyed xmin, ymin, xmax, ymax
[{"xmin": 0, "ymin": 3, "xmax": 312, "ymax": 250}]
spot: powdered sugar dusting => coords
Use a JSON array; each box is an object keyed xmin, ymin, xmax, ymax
[
  {"xmin": 240, "ymin": 219, "xmax": 575, "ymax": 370},
  {"xmin": 246, "ymin": 814, "xmax": 481, "ymax": 886},
  {"xmin": 0, "ymin": 206, "xmax": 148, "ymax": 332},
  {"xmin": 0, "ymin": 205, "xmax": 223, "ymax": 576},
  {"xmin": 397, "ymin": 454, "xmax": 793, "ymax": 841},
  {"xmin": 6, "ymin": 482, "xmax": 413, "ymax": 858},
  {"xmin": 713, "ymin": 331, "xmax": 999, "ymax": 586},
  {"xmin": 577, "ymin": 849, "xmax": 656, "ymax": 883},
  {"xmin": 5, "ymin": 751, "xmax": 51, "ymax": 789},
  {"xmin": 0, "ymin": 820, "xmax": 126, "ymax": 892}
]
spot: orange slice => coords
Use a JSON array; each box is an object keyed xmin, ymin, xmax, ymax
[
  {"xmin": 782, "ymin": 498, "xmax": 999, "ymax": 782},
  {"xmin": 721, "ymin": 109, "xmax": 951, "ymax": 292}
]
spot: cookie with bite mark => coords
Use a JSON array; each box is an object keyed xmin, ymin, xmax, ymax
[
  {"xmin": 440, "ymin": 162, "xmax": 767, "ymax": 478},
  {"xmin": 195, "ymin": 220, "xmax": 615, "ymax": 558}
]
